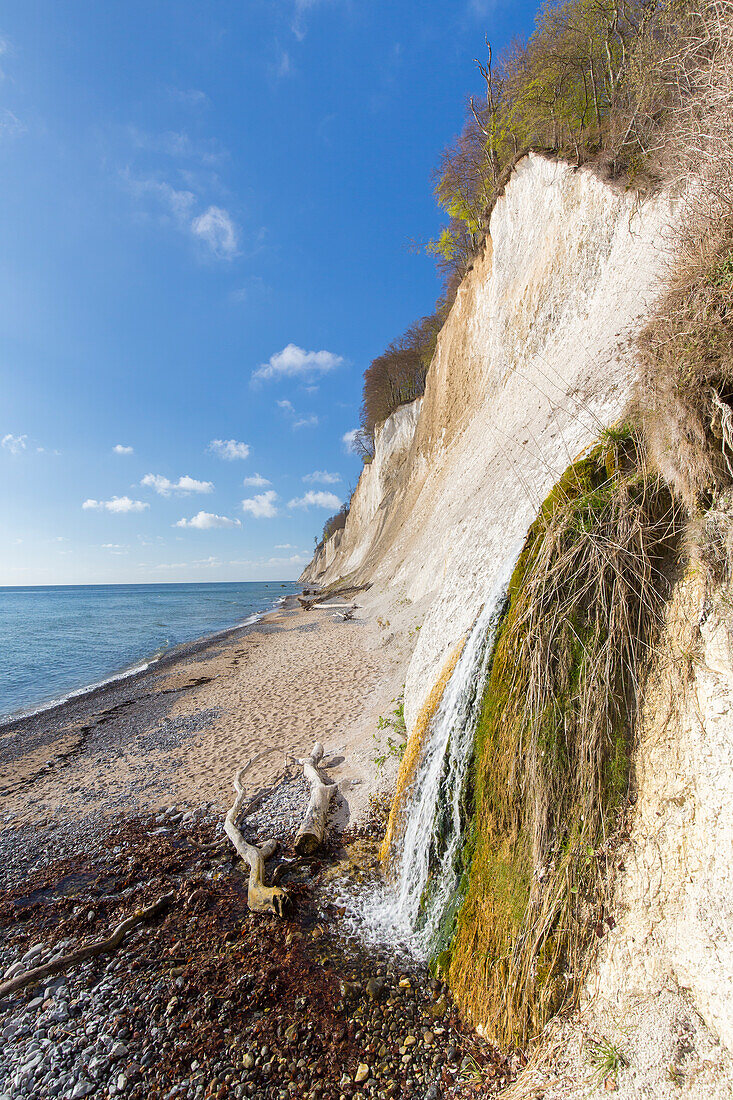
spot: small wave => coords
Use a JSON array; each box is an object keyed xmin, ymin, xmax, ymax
[{"xmin": 0, "ymin": 656, "xmax": 160, "ymax": 727}]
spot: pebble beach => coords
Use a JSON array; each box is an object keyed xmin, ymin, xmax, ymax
[{"xmin": 0, "ymin": 592, "xmax": 519, "ymax": 1099}]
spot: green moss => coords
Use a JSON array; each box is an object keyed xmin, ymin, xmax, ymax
[{"xmin": 444, "ymin": 427, "xmax": 679, "ymax": 1045}]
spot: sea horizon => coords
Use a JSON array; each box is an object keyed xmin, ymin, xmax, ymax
[{"xmin": 0, "ymin": 580, "xmax": 301, "ymax": 723}]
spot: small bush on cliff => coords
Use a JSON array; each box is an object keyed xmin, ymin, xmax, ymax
[
  {"xmin": 321, "ymin": 503, "xmax": 350, "ymax": 545},
  {"xmin": 360, "ymin": 307, "xmax": 449, "ymax": 440},
  {"xmin": 446, "ymin": 428, "xmax": 681, "ymax": 1044}
]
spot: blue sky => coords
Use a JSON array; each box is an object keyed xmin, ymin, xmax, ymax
[{"xmin": 0, "ymin": 0, "xmax": 538, "ymax": 585}]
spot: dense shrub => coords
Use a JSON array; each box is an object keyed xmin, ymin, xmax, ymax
[
  {"xmin": 360, "ymin": 308, "xmax": 448, "ymax": 439},
  {"xmin": 430, "ymin": 0, "xmax": 694, "ymax": 280},
  {"xmin": 320, "ymin": 504, "xmax": 349, "ymax": 547}
]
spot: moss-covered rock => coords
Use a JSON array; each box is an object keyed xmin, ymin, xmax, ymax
[{"xmin": 444, "ymin": 426, "xmax": 680, "ymax": 1045}]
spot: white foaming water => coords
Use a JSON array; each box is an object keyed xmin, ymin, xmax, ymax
[{"xmin": 342, "ymin": 549, "xmax": 520, "ymax": 959}]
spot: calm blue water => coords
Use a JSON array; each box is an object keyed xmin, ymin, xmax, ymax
[{"xmin": 0, "ymin": 581, "xmax": 301, "ymax": 722}]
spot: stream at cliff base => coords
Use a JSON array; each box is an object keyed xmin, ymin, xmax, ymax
[{"xmin": 335, "ymin": 549, "xmax": 521, "ymax": 960}]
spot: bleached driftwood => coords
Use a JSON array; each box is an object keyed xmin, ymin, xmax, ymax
[
  {"xmin": 294, "ymin": 742, "xmax": 336, "ymax": 855},
  {"xmin": 224, "ymin": 753, "xmax": 290, "ymax": 917},
  {"xmin": 0, "ymin": 893, "xmax": 173, "ymax": 1000}
]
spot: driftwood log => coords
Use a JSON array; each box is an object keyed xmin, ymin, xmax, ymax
[
  {"xmin": 0, "ymin": 893, "xmax": 173, "ymax": 1000},
  {"xmin": 294, "ymin": 742, "xmax": 336, "ymax": 855},
  {"xmin": 224, "ymin": 753, "xmax": 290, "ymax": 917}
]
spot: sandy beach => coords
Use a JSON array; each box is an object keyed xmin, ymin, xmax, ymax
[{"xmin": 0, "ymin": 592, "xmax": 415, "ymax": 851}]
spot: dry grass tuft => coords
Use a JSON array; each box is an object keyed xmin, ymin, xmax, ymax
[
  {"xmin": 447, "ymin": 427, "xmax": 682, "ymax": 1045},
  {"xmin": 636, "ymin": 0, "xmax": 733, "ymax": 508}
]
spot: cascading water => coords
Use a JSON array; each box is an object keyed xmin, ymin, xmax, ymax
[{"xmin": 342, "ymin": 547, "xmax": 522, "ymax": 959}]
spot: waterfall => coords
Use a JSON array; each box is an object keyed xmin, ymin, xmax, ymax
[{"xmin": 343, "ymin": 548, "xmax": 521, "ymax": 959}]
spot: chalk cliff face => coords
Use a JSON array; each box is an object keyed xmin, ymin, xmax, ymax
[
  {"xmin": 302, "ymin": 151, "xmax": 733, "ymax": 1066},
  {"xmin": 302, "ymin": 153, "xmax": 675, "ymax": 730},
  {"xmin": 589, "ymin": 567, "xmax": 733, "ymax": 1051}
]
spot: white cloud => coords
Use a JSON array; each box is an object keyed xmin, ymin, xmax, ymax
[
  {"xmin": 293, "ymin": 415, "xmax": 319, "ymax": 429},
  {"xmin": 291, "ymin": 0, "xmax": 336, "ymax": 40},
  {"xmin": 191, "ymin": 206, "xmax": 238, "ymax": 258},
  {"xmin": 2, "ymin": 433, "xmax": 27, "ymax": 455},
  {"xmin": 208, "ymin": 438, "xmax": 250, "ymax": 460},
  {"xmin": 124, "ymin": 174, "xmax": 237, "ymax": 260},
  {"xmin": 175, "ymin": 511, "xmax": 241, "ymax": 529},
  {"xmin": 242, "ymin": 490, "xmax": 279, "ymax": 518},
  {"xmin": 252, "ymin": 343, "xmax": 343, "ymax": 382},
  {"xmin": 83, "ymin": 496, "xmax": 149, "ymax": 514},
  {"xmin": 101, "ymin": 543, "xmax": 127, "ymax": 549},
  {"xmin": 275, "ymin": 543, "xmax": 297, "ymax": 550},
  {"xmin": 243, "ymin": 473, "xmax": 271, "ymax": 487},
  {"xmin": 303, "ymin": 470, "xmax": 341, "ymax": 484},
  {"xmin": 141, "ymin": 473, "xmax": 213, "ymax": 496},
  {"xmin": 288, "ymin": 490, "xmax": 341, "ymax": 510},
  {"xmin": 276, "ymin": 50, "xmax": 293, "ymax": 78},
  {"xmin": 113, "ymin": 443, "xmax": 134, "ymax": 455},
  {"xmin": 277, "ymin": 399, "xmax": 295, "ymax": 414},
  {"xmin": 342, "ymin": 428, "xmax": 361, "ymax": 454}
]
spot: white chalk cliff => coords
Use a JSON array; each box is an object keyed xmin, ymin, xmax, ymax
[
  {"xmin": 303, "ymin": 153, "xmax": 674, "ymax": 729},
  {"xmin": 302, "ymin": 152, "xmax": 733, "ymax": 1081}
]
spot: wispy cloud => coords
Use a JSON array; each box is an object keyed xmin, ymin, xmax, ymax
[
  {"xmin": 243, "ymin": 473, "xmax": 271, "ymax": 487},
  {"xmin": 175, "ymin": 511, "xmax": 241, "ymax": 529},
  {"xmin": 141, "ymin": 473, "xmax": 213, "ymax": 496},
  {"xmin": 252, "ymin": 343, "xmax": 343, "ymax": 383},
  {"xmin": 0, "ymin": 109, "xmax": 24, "ymax": 139},
  {"xmin": 230, "ymin": 553, "xmax": 308, "ymax": 567},
  {"xmin": 167, "ymin": 87, "xmax": 210, "ymax": 108},
  {"xmin": 2, "ymin": 433, "xmax": 27, "ymax": 455},
  {"xmin": 291, "ymin": 0, "xmax": 339, "ymax": 40},
  {"xmin": 113, "ymin": 443, "xmax": 134, "ymax": 455},
  {"xmin": 191, "ymin": 206, "xmax": 238, "ymax": 258},
  {"xmin": 128, "ymin": 126, "xmax": 225, "ymax": 165},
  {"xmin": 208, "ymin": 438, "xmax": 250, "ymax": 460},
  {"xmin": 275, "ymin": 49, "xmax": 293, "ymax": 78},
  {"xmin": 468, "ymin": 0, "xmax": 496, "ymax": 15},
  {"xmin": 288, "ymin": 490, "xmax": 341, "ymax": 510},
  {"xmin": 293, "ymin": 415, "xmax": 319, "ymax": 429},
  {"xmin": 155, "ymin": 555, "xmax": 222, "ymax": 570},
  {"xmin": 275, "ymin": 543, "xmax": 298, "ymax": 550},
  {"xmin": 123, "ymin": 172, "xmax": 237, "ymax": 259},
  {"xmin": 83, "ymin": 496, "xmax": 149, "ymax": 514},
  {"xmin": 242, "ymin": 490, "xmax": 279, "ymax": 518},
  {"xmin": 303, "ymin": 470, "xmax": 341, "ymax": 484}
]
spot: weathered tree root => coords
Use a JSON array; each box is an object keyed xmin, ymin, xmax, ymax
[
  {"xmin": 223, "ymin": 751, "xmax": 291, "ymax": 917},
  {"xmin": 0, "ymin": 892, "xmax": 174, "ymax": 1000},
  {"xmin": 294, "ymin": 742, "xmax": 336, "ymax": 855}
]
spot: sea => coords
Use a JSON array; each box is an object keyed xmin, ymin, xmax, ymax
[{"xmin": 0, "ymin": 581, "xmax": 301, "ymax": 724}]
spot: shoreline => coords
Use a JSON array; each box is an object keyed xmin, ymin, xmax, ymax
[
  {"xmin": 0, "ymin": 592, "xmax": 299, "ymax": 733},
  {"xmin": 0, "ymin": 587, "xmax": 415, "ymax": 850}
]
